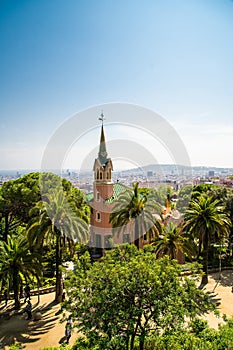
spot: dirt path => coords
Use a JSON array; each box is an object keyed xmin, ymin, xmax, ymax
[
  {"xmin": 0, "ymin": 293, "xmax": 78, "ymax": 349},
  {"xmin": 0, "ymin": 270, "xmax": 232, "ymax": 349},
  {"xmin": 202, "ymin": 269, "xmax": 233, "ymax": 329}
]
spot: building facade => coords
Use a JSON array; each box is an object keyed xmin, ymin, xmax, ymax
[
  {"xmin": 88, "ymin": 119, "xmax": 184, "ymax": 262},
  {"xmin": 89, "ymin": 121, "xmax": 114, "ymax": 256}
]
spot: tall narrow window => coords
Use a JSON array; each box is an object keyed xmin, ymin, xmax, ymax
[
  {"xmin": 100, "ymin": 172, "xmax": 103, "ymax": 180},
  {"xmin": 96, "ymin": 192, "xmax": 100, "ymax": 201},
  {"xmin": 96, "ymin": 212, "xmax": 101, "ymax": 221},
  {"xmin": 96, "ymin": 169, "xmax": 99, "ymax": 180}
]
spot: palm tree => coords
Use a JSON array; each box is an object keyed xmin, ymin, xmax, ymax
[
  {"xmin": 28, "ymin": 190, "xmax": 89, "ymax": 302},
  {"xmin": 0, "ymin": 234, "xmax": 42, "ymax": 309},
  {"xmin": 183, "ymin": 195, "xmax": 231, "ymax": 285},
  {"xmin": 109, "ymin": 183, "xmax": 162, "ymax": 249},
  {"xmin": 152, "ymin": 222, "xmax": 196, "ymax": 260}
]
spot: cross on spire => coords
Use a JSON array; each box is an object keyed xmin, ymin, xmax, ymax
[
  {"xmin": 98, "ymin": 111, "xmax": 105, "ymax": 125},
  {"xmin": 98, "ymin": 111, "xmax": 107, "ymax": 165}
]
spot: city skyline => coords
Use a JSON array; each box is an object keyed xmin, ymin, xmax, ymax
[{"xmin": 1, "ymin": 0, "xmax": 233, "ymax": 170}]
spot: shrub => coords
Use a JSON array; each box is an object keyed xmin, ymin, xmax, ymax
[{"xmin": 9, "ymin": 345, "xmax": 22, "ymax": 350}]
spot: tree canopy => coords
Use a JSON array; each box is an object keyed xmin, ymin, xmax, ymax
[
  {"xmin": 63, "ymin": 245, "xmax": 216, "ymax": 350},
  {"xmin": 184, "ymin": 195, "xmax": 231, "ymax": 284},
  {"xmin": 109, "ymin": 183, "xmax": 162, "ymax": 248},
  {"xmin": 0, "ymin": 233, "xmax": 42, "ymax": 309},
  {"xmin": 0, "ymin": 172, "xmax": 88, "ymax": 242}
]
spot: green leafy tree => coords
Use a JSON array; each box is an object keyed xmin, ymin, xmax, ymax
[
  {"xmin": 206, "ymin": 186, "xmax": 228, "ymax": 203},
  {"xmin": 0, "ymin": 173, "xmax": 41, "ymax": 241},
  {"xmin": 28, "ymin": 190, "xmax": 89, "ymax": 302},
  {"xmin": 109, "ymin": 183, "xmax": 162, "ymax": 248},
  {"xmin": 64, "ymin": 245, "xmax": 216, "ymax": 350},
  {"xmin": 0, "ymin": 172, "xmax": 84, "ymax": 242},
  {"xmin": 151, "ymin": 222, "xmax": 196, "ymax": 260},
  {"xmin": 0, "ymin": 233, "xmax": 42, "ymax": 309},
  {"xmin": 215, "ymin": 316, "xmax": 233, "ymax": 349},
  {"xmin": 192, "ymin": 184, "xmax": 216, "ymax": 196},
  {"xmin": 184, "ymin": 196, "xmax": 231, "ymax": 285}
]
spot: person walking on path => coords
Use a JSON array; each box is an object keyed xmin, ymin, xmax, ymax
[
  {"xmin": 19, "ymin": 285, "xmax": 24, "ymax": 299},
  {"xmin": 24, "ymin": 285, "xmax": 31, "ymax": 303},
  {"xmin": 24, "ymin": 300, "xmax": 32, "ymax": 320},
  {"xmin": 65, "ymin": 315, "xmax": 72, "ymax": 344}
]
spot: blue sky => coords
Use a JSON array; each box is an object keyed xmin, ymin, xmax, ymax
[{"xmin": 1, "ymin": 0, "xmax": 233, "ymax": 170}]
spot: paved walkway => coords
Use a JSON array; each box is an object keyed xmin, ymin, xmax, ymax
[{"xmin": 0, "ymin": 270, "xmax": 232, "ymax": 349}]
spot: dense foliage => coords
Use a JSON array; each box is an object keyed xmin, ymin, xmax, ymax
[
  {"xmin": 1, "ymin": 177, "xmax": 233, "ymax": 349},
  {"xmin": 0, "ymin": 233, "xmax": 42, "ymax": 309},
  {"xmin": 63, "ymin": 245, "xmax": 216, "ymax": 350},
  {"xmin": 109, "ymin": 182, "xmax": 162, "ymax": 248},
  {"xmin": 0, "ymin": 172, "xmax": 89, "ymax": 305}
]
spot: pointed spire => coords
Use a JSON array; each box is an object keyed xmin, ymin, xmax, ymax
[{"xmin": 98, "ymin": 112, "xmax": 108, "ymax": 165}]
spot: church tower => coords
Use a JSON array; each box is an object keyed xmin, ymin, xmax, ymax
[{"xmin": 90, "ymin": 114, "xmax": 114, "ymax": 256}]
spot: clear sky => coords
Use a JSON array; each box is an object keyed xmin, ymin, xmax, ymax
[{"xmin": 1, "ymin": 0, "xmax": 233, "ymax": 171}]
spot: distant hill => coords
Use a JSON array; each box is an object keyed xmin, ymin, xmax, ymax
[
  {"xmin": 115, "ymin": 164, "xmax": 233, "ymax": 176},
  {"xmin": 118, "ymin": 164, "xmax": 189, "ymax": 173}
]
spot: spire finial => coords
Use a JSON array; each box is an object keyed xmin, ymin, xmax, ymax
[
  {"xmin": 98, "ymin": 111, "xmax": 107, "ymax": 164},
  {"xmin": 98, "ymin": 111, "xmax": 105, "ymax": 125}
]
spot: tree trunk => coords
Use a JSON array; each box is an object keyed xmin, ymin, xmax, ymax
[
  {"xmin": 13, "ymin": 269, "xmax": 20, "ymax": 309},
  {"xmin": 126, "ymin": 335, "xmax": 130, "ymax": 350},
  {"xmin": 37, "ymin": 284, "xmax": 40, "ymax": 304},
  {"xmin": 130, "ymin": 316, "xmax": 141, "ymax": 350},
  {"xmin": 139, "ymin": 334, "xmax": 145, "ymax": 350},
  {"xmin": 55, "ymin": 236, "xmax": 63, "ymax": 303},
  {"xmin": 134, "ymin": 221, "xmax": 140, "ymax": 249},
  {"xmin": 170, "ymin": 245, "xmax": 175, "ymax": 260},
  {"xmin": 201, "ymin": 233, "xmax": 209, "ymax": 285},
  {"xmin": 197, "ymin": 237, "xmax": 202, "ymax": 258},
  {"xmin": 130, "ymin": 334, "xmax": 136, "ymax": 350}
]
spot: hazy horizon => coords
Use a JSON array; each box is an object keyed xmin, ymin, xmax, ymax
[{"xmin": 1, "ymin": 163, "xmax": 232, "ymax": 176}]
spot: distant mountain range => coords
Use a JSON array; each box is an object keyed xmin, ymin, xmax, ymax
[{"xmin": 115, "ymin": 164, "xmax": 233, "ymax": 175}]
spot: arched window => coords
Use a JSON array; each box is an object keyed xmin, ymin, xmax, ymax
[
  {"xmin": 96, "ymin": 192, "xmax": 100, "ymax": 201},
  {"xmin": 100, "ymin": 172, "xmax": 103, "ymax": 180},
  {"xmin": 96, "ymin": 168, "xmax": 99, "ymax": 180}
]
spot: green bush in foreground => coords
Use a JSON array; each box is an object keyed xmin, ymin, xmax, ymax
[
  {"xmin": 39, "ymin": 346, "xmax": 71, "ymax": 350},
  {"xmin": 70, "ymin": 316, "xmax": 233, "ymax": 350},
  {"xmin": 8, "ymin": 345, "xmax": 22, "ymax": 350}
]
